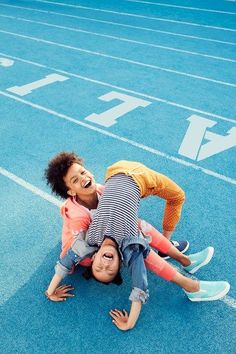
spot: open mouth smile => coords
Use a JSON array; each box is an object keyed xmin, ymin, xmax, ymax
[
  {"xmin": 103, "ymin": 252, "xmax": 114, "ymax": 261},
  {"xmin": 82, "ymin": 179, "xmax": 92, "ymax": 188}
]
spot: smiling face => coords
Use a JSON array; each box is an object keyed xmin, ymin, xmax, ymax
[
  {"xmin": 63, "ymin": 163, "xmax": 96, "ymax": 198},
  {"xmin": 92, "ymin": 238, "xmax": 120, "ymax": 283}
]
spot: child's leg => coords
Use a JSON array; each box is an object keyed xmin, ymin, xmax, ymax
[
  {"xmin": 145, "ymin": 250, "xmax": 199, "ymax": 292},
  {"xmin": 139, "ymin": 219, "xmax": 171, "ymax": 253},
  {"xmin": 133, "ymin": 163, "xmax": 185, "ymax": 233},
  {"xmin": 139, "ymin": 220, "xmax": 191, "ymax": 267},
  {"xmin": 150, "ymin": 172, "xmax": 185, "ymax": 234},
  {"xmin": 144, "ymin": 250, "xmax": 177, "ymax": 281},
  {"xmin": 171, "ymin": 272, "xmax": 199, "ymax": 292}
]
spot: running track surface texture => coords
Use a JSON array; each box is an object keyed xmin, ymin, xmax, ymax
[{"xmin": 0, "ymin": 1, "xmax": 235, "ymax": 353}]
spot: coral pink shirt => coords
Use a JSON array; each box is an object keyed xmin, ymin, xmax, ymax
[{"xmin": 60, "ymin": 184, "xmax": 105, "ymax": 264}]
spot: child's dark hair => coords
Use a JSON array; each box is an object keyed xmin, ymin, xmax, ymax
[
  {"xmin": 44, "ymin": 152, "xmax": 83, "ymax": 199},
  {"xmin": 83, "ymin": 267, "xmax": 123, "ymax": 286}
]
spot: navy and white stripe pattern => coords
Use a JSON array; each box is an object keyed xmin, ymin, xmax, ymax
[{"xmin": 87, "ymin": 174, "xmax": 141, "ymax": 247}]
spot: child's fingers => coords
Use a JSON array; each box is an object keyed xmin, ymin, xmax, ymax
[
  {"xmin": 49, "ymin": 296, "xmax": 67, "ymax": 302},
  {"xmin": 109, "ymin": 310, "xmax": 124, "ymax": 321},
  {"xmin": 57, "ymin": 298, "xmax": 68, "ymax": 302},
  {"xmin": 61, "ymin": 289, "xmax": 75, "ymax": 294},
  {"xmin": 114, "ymin": 309, "xmax": 124, "ymax": 316},
  {"xmin": 57, "ymin": 285, "xmax": 73, "ymax": 289},
  {"xmin": 62, "ymin": 293, "xmax": 75, "ymax": 297},
  {"xmin": 122, "ymin": 310, "xmax": 128, "ymax": 317},
  {"xmin": 109, "ymin": 310, "xmax": 118, "ymax": 315},
  {"xmin": 110, "ymin": 309, "xmax": 123, "ymax": 317},
  {"xmin": 58, "ymin": 285, "xmax": 74, "ymax": 291},
  {"xmin": 55, "ymin": 287, "xmax": 74, "ymax": 296},
  {"xmin": 109, "ymin": 311, "xmax": 119, "ymax": 319},
  {"xmin": 56, "ymin": 285, "xmax": 67, "ymax": 290}
]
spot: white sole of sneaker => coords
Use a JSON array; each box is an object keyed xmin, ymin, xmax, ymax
[
  {"xmin": 182, "ymin": 241, "xmax": 190, "ymax": 254},
  {"xmin": 187, "ymin": 282, "xmax": 230, "ymax": 302},
  {"xmin": 188, "ymin": 246, "xmax": 214, "ymax": 274}
]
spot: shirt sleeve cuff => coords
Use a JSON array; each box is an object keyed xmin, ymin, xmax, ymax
[
  {"xmin": 55, "ymin": 261, "xmax": 70, "ymax": 279},
  {"xmin": 129, "ymin": 287, "xmax": 149, "ymax": 304}
]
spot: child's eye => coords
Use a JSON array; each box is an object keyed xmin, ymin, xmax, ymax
[
  {"xmin": 81, "ymin": 170, "xmax": 86, "ymax": 175},
  {"xmin": 73, "ymin": 178, "xmax": 78, "ymax": 184}
]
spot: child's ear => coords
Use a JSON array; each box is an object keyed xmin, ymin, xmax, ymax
[
  {"xmin": 91, "ymin": 253, "xmax": 98, "ymax": 262},
  {"xmin": 67, "ymin": 189, "xmax": 76, "ymax": 197}
]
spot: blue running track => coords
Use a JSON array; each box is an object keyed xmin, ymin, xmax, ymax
[{"xmin": 0, "ymin": 1, "xmax": 235, "ymax": 353}]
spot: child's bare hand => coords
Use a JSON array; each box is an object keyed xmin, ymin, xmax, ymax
[
  {"xmin": 109, "ymin": 309, "xmax": 130, "ymax": 331},
  {"xmin": 45, "ymin": 285, "xmax": 75, "ymax": 302}
]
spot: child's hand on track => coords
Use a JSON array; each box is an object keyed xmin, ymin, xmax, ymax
[
  {"xmin": 45, "ymin": 285, "xmax": 75, "ymax": 302},
  {"xmin": 109, "ymin": 309, "xmax": 130, "ymax": 331}
]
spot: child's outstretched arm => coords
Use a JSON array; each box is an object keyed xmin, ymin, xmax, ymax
[
  {"xmin": 109, "ymin": 247, "xmax": 149, "ymax": 330},
  {"xmin": 45, "ymin": 274, "xmax": 74, "ymax": 302},
  {"xmin": 45, "ymin": 256, "xmax": 78, "ymax": 301},
  {"xmin": 45, "ymin": 238, "xmax": 97, "ymax": 301},
  {"xmin": 110, "ymin": 301, "xmax": 142, "ymax": 331}
]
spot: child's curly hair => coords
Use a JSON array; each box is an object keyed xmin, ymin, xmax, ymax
[{"xmin": 44, "ymin": 151, "xmax": 83, "ymax": 199}]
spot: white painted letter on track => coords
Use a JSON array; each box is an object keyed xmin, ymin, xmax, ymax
[
  {"xmin": 84, "ymin": 91, "xmax": 152, "ymax": 127},
  {"xmin": 0, "ymin": 58, "xmax": 14, "ymax": 67},
  {"xmin": 178, "ymin": 115, "xmax": 236, "ymax": 161},
  {"xmin": 6, "ymin": 74, "xmax": 69, "ymax": 96}
]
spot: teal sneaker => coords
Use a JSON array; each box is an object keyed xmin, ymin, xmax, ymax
[
  {"xmin": 185, "ymin": 281, "xmax": 230, "ymax": 302},
  {"xmin": 183, "ymin": 247, "xmax": 214, "ymax": 274}
]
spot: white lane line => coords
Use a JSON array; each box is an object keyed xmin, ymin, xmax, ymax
[
  {"xmin": 221, "ymin": 295, "xmax": 236, "ymax": 309},
  {"xmin": 126, "ymin": 0, "xmax": 236, "ymax": 15},
  {"xmin": 0, "ymin": 166, "xmax": 61, "ymax": 306},
  {"xmin": 30, "ymin": 0, "xmax": 236, "ymax": 32},
  {"xmin": 0, "ymin": 166, "xmax": 61, "ymax": 207},
  {"xmin": 0, "ymin": 4, "xmax": 235, "ymax": 47},
  {"xmin": 0, "ymin": 29, "xmax": 235, "ymax": 88},
  {"xmin": 0, "ymin": 51, "xmax": 235, "ymax": 124},
  {"xmin": 0, "ymin": 13, "xmax": 14, "ymax": 19},
  {"xmin": 2, "ymin": 15, "xmax": 234, "ymax": 63},
  {"xmin": 1, "ymin": 166, "xmax": 235, "ymax": 310},
  {"xmin": 0, "ymin": 90, "xmax": 236, "ymax": 186}
]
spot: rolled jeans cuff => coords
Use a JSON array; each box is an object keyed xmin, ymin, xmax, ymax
[
  {"xmin": 55, "ymin": 261, "xmax": 70, "ymax": 279},
  {"xmin": 129, "ymin": 287, "xmax": 149, "ymax": 304}
]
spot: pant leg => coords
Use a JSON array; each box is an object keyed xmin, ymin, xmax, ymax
[
  {"xmin": 129, "ymin": 162, "xmax": 185, "ymax": 232},
  {"xmin": 138, "ymin": 219, "xmax": 172, "ymax": 253},
  {"xmin": 144, "ymin": 250, "xmax": 177, "ymax": 281},
  {"xmin": 142, "ymin": 169, "xmax": 185, "ymax": 232}
]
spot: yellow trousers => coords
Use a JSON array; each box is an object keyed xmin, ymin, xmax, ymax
[{"xmin": 105, "ymin": 160, "xmax": 185, "ymax": 231}]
